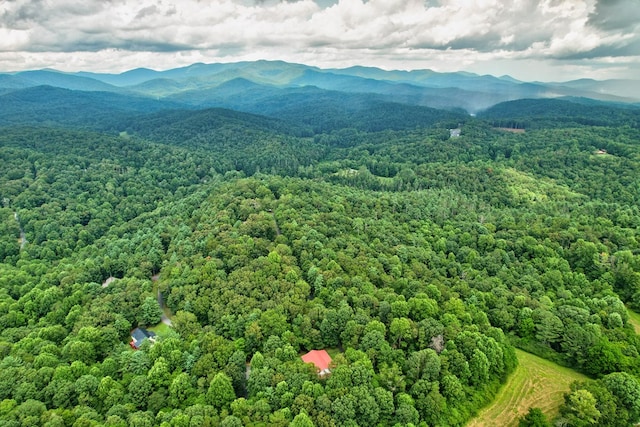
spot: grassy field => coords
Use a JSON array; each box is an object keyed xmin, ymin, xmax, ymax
[
  {"xmin": 627, "ymin": 308, "xmax": 640, "ymax": 335},
  {"xmin": 148, "ymin": 322, "xmax": 173, "ymax": 337},
  {"xmin": 467, "ymin": 349, "xmax": 588, "ymax": 427}
]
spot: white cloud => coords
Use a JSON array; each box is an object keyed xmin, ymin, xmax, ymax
[{"xmin": 0, "ymin": 0, "xmax": 638, "ymax": 80}]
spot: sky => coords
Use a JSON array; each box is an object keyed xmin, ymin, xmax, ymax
[{"xmin": 0, "ymin": 0, "xmax": 639, "ymax": 82}]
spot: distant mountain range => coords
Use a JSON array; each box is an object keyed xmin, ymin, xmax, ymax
[{"xmin": 1, "ymin": 60, "xmax": 639, "ymax": 115}]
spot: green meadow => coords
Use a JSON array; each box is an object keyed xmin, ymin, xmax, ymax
[{"xmin": 467, "ymin": 349, "xmax": 588, "ymax": 427}]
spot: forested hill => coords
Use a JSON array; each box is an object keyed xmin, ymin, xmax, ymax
[
  {"xmin": 1, "ymin": 71, "xmax": 640, "ymax": 427},
  {"xmin": 0, "ymin": 85, "xmax": 466, "ymax": 135},
  {"xmin": 0, "ymin": 86, "xmax": 189, "ymax": 129},
  {"xmin": 3, "ymin": 60, "xmax": 639, "ymax": 113},
  {"xmin": 166, "ymin": 82, "xmax": 468, "ymax": 132},
  {"xmin": 479, "ymin": 97, "xmax": 640, "ymax": 129}
]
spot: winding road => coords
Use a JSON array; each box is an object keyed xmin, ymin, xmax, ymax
[
  {"xmin": 152, "ymin": 274, "xmax": 173, "ymax": 326},
  {"xmin": 13, "ymin": 212, "xmax": 26, "ymax": 249}
]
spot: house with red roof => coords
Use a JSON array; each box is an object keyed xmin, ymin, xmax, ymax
[{"xmin": 301, "ymin": 349, "xmax": 332, "ymax": 376}]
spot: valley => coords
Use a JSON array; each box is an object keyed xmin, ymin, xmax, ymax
[{"xmin": 0, "ymin": 61, "xmax": 639, "ymax": 426}]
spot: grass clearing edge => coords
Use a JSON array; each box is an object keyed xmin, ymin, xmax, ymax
[
  {"xmin": 627, "ymin": 307, "xmax": 640, "ymax": 335},
  {"xmin": 466, "ymin": 349, "xmax": 588, "ymax": 427}
]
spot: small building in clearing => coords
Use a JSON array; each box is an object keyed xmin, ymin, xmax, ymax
[
  {"xmin": 130, "ymin": 327, "xmax": 156, "ymax": 349},
  {"xmin": 301, "ymin": 349, "xmax": 332, "ymax": 376}
]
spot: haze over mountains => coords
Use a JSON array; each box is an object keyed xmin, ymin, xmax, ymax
[{"xmin": 1, "ymin": 60, "xmax": 639, "ymax": 117}]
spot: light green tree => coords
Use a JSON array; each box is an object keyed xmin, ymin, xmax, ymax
[{"xmin": 206, "ymin": 372, "xmax": 236, "ymax": 410}]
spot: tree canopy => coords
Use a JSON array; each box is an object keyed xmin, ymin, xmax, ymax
[{"xmin": 1, "ymin": 87, "xmax": 640, "ymax": 426}]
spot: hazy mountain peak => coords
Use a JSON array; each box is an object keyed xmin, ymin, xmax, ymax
[{"xmin": 2, "ymin": 60, "xmax": 638, "ymax": 113}]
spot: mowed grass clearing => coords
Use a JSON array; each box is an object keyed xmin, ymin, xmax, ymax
[
  {"xmin": 147, "ymin": 322, "xmax": 173, "ymax": 337},
  {"xmin": 627, "ymin": 308, "xmax": 640, "ymax": 335},
  {"xmin": 467, "ymin": 349, "xmax": 588, "ymax": 427}
]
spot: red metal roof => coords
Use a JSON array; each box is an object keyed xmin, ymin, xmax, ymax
[{"xmin": 301, "ymin": 349, "xmax": 332, "ymax": 371}]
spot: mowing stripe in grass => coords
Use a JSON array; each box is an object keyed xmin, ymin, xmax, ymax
[
  {"xmin": 627, "ymin": 308, "xmax": 640, "ymax": 335},
  {"xmin": 466, "ymin": 349, "xmax": 588, "ymax": 427}
]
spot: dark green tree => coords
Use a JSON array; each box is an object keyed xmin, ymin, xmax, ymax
[
  {"xmin": 140, "ymin": 296, "xmax": 162, "ymax": 326},
  {"xmin": 518, "ymin": 407, "xmax": 550, "ymax": 427}
]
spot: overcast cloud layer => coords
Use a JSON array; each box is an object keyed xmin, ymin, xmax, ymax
[{"xmin": 1, "ymin": 0, "xmax": 639, "ymax": 81}]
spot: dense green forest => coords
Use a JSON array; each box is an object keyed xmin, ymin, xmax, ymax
[{"xmin": 1, "ymin": 82, "xmax": 640, "ymax": 427}]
